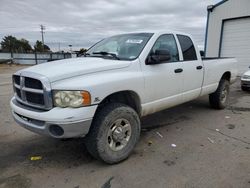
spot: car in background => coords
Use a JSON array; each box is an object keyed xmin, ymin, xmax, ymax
[{"xmin": 241, "ymin": 68, "xmax": 250, "ymax": 91}]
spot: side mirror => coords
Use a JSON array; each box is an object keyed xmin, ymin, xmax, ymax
[{"xmin": 146, "ymin": 49, "xmax": 171, "ymax": 65}]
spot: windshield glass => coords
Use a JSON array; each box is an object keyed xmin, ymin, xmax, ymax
[{"xmin": 87, "ymin": 33, "xmax": 153, "ymax": 60}]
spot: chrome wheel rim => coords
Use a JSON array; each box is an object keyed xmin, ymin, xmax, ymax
[
  {"xmin": 221, "ymin": 86, "xmax": 228, "ymax": 104},
  {"xmin": 107, "ymin": 118, "xmax": 132, "ymax": 151}
]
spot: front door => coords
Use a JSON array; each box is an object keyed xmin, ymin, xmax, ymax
[{"xmin": 141, "ymin": 34, "xmax": 184, "ymax": 114}]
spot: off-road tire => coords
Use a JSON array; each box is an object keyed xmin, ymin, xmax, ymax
[
  {"xmin": 209, "ymin": 79, "xmax": 230, "ymax": 109},
  {"xmin": 85, "ymin": 103, "xmax": 141, "ymax": 164}
]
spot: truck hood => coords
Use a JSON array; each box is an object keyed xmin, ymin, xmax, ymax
[{"xmin": 21, "ymin": 57, "xmax": 131, "ymax": 82}]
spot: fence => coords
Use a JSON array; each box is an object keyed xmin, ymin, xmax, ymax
[{"xmin": 0, "ymin": 52, "xmax": 77, "ymax": 65}]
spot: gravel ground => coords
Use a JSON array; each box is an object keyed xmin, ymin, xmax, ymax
[{"xmin": 0, "ymin": 64, "xmax": 250, "ymax": 188}]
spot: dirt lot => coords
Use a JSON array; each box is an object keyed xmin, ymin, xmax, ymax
[{"xmin": 0, "ymin": 64, "xmax": 250, "ymax": 188}]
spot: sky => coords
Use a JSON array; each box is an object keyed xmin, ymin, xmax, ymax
[{"xmin": 0, "ymin": 0, "xmax": 220, "ymax": 52}]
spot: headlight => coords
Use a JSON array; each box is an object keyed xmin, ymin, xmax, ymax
[
  {"xmin": 53, "ymin": 90, "xmax": 91, "ymax": 108},
  {"xmin": 242, "ymin": 75, "xmax": 250, "ymax": 79}
]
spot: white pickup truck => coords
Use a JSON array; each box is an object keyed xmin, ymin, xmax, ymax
[{"xmin": 10, "ymin": 31, "xmax": 237, "ymax": 164}]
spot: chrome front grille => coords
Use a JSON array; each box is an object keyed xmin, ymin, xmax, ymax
[{"xmin": 13, "ymin": 72, "xmax": 53, "ymax": 110}]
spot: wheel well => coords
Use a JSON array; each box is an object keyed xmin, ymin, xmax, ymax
[
  {"xmin": 97, "ymin": 91, "xmax": 141, "ymax": 116},
  {"xmin": 221, "ymin": 71, "xmax": 231, "ymax": 81}
]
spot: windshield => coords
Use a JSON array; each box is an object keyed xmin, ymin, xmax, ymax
[{"xmin": 86, "ymin": 33, "xmax": 153, "ymax": 60}]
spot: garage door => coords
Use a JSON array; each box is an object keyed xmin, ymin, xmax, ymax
[{"xmin": 221, "ymin": 17, "xmax": 250, "ymax": 74}]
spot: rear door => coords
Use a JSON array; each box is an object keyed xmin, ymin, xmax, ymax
[{"xmin": 177, "ymin": 35, "xmax": 203, "ymax": 102}]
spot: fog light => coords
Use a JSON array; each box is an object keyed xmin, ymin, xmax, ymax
[{"xmin": 49, "ymin": 125, "xmax": 64, "ymax": 137}]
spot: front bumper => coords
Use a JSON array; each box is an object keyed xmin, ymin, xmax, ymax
[
  {"xmin": 10, "ymin": 97, "xmax": 98, "ymax": 138},
  {"xmin": 241, "ymin": 79, "xmax": 250, "ymax": 88}
]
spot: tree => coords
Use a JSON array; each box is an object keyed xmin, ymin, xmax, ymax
[
  {"xmin": 18, "ymin": 39, "xmax": 33, "ymax": 52},
  {"xmin": 34, "ymin": 40, "xmax": 50, "ymax": 52},
  {"xmin": 0, "ymin": 35, "xmax": 33, "ymax": 53},
  {"xmin": 1, "ymin": 35, "xmax": 18, "ymax": 52},
  {"xmin": 1, "ymin": 36, "xmax": 51, "ymax": 53}
]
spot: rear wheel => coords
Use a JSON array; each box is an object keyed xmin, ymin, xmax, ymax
[
  {"xmin": 209, "ymin": 79, "xmax": 230, "ymax": 109},
  {"xmin": 85, "ymin": 103, "xmax": 140, "ymax": 164}
]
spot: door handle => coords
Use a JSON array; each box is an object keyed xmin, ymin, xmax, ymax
[
  {"xmin": 174, "ymin": 68, "xmax": 183, "ymax": 73},
  {"xmin": 196, "ymin": 65, "xmax": 203, "ymax": 70}
]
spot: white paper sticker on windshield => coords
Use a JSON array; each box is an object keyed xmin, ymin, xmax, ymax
[{"xmin": 126, "ymin": 39, "xmax": 143, "ymax": 44}]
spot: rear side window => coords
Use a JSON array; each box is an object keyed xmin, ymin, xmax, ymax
[{"xmin": 177, "ymin": 35, "xmax": 197, "ymax": 61}]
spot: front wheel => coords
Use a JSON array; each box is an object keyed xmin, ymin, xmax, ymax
[
  {"xmin": 85, "ymin": 103, "xmax": 141, "ymax": 164},
  {"xmin": 209, "ymin": 79, "xmax": 230, "ymax": 109}
]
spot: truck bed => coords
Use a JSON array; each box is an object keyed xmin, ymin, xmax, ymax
[{"xmin": 200, "ymin": 57, "xmax": 238, "ymax": 97}]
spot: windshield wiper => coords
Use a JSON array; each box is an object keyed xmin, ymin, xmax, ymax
[
  {"xmin": 92, "ymin": 51, "xmax": 120, "ymax": 60},
  {"xmin": 83, "ymin": 52, "xmax": 91, "ymax": 57}
]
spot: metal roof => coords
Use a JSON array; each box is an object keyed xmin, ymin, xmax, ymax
[{"xmin": 208, "ymin": 0, "xmax": 229, "ymax": 11}]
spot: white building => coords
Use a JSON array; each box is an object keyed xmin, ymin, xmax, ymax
[{"xmin": 205, "ymin": 0, "xmax": 250, "ymax": 74}]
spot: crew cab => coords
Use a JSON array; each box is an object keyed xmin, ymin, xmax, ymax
[{"xmin": 10, "ymin": 31, "xmax": 237, "ymax": 164}]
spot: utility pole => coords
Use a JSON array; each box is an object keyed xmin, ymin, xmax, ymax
[
  {"xmin": 40, "ymin": 25, "xmax": 45, "ymax": 51},
  {"xmin": 68, "ymin": 44, "xmax": 72, "ymax": 53}
]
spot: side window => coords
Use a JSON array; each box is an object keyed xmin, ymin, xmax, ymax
[
  {"xmin": 151, "ymin": 34, "xmax": 179, "ymax": 62},
  {"xmin": 177, "ymin": 35, "xmax": 197, "ymax": 61}
]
